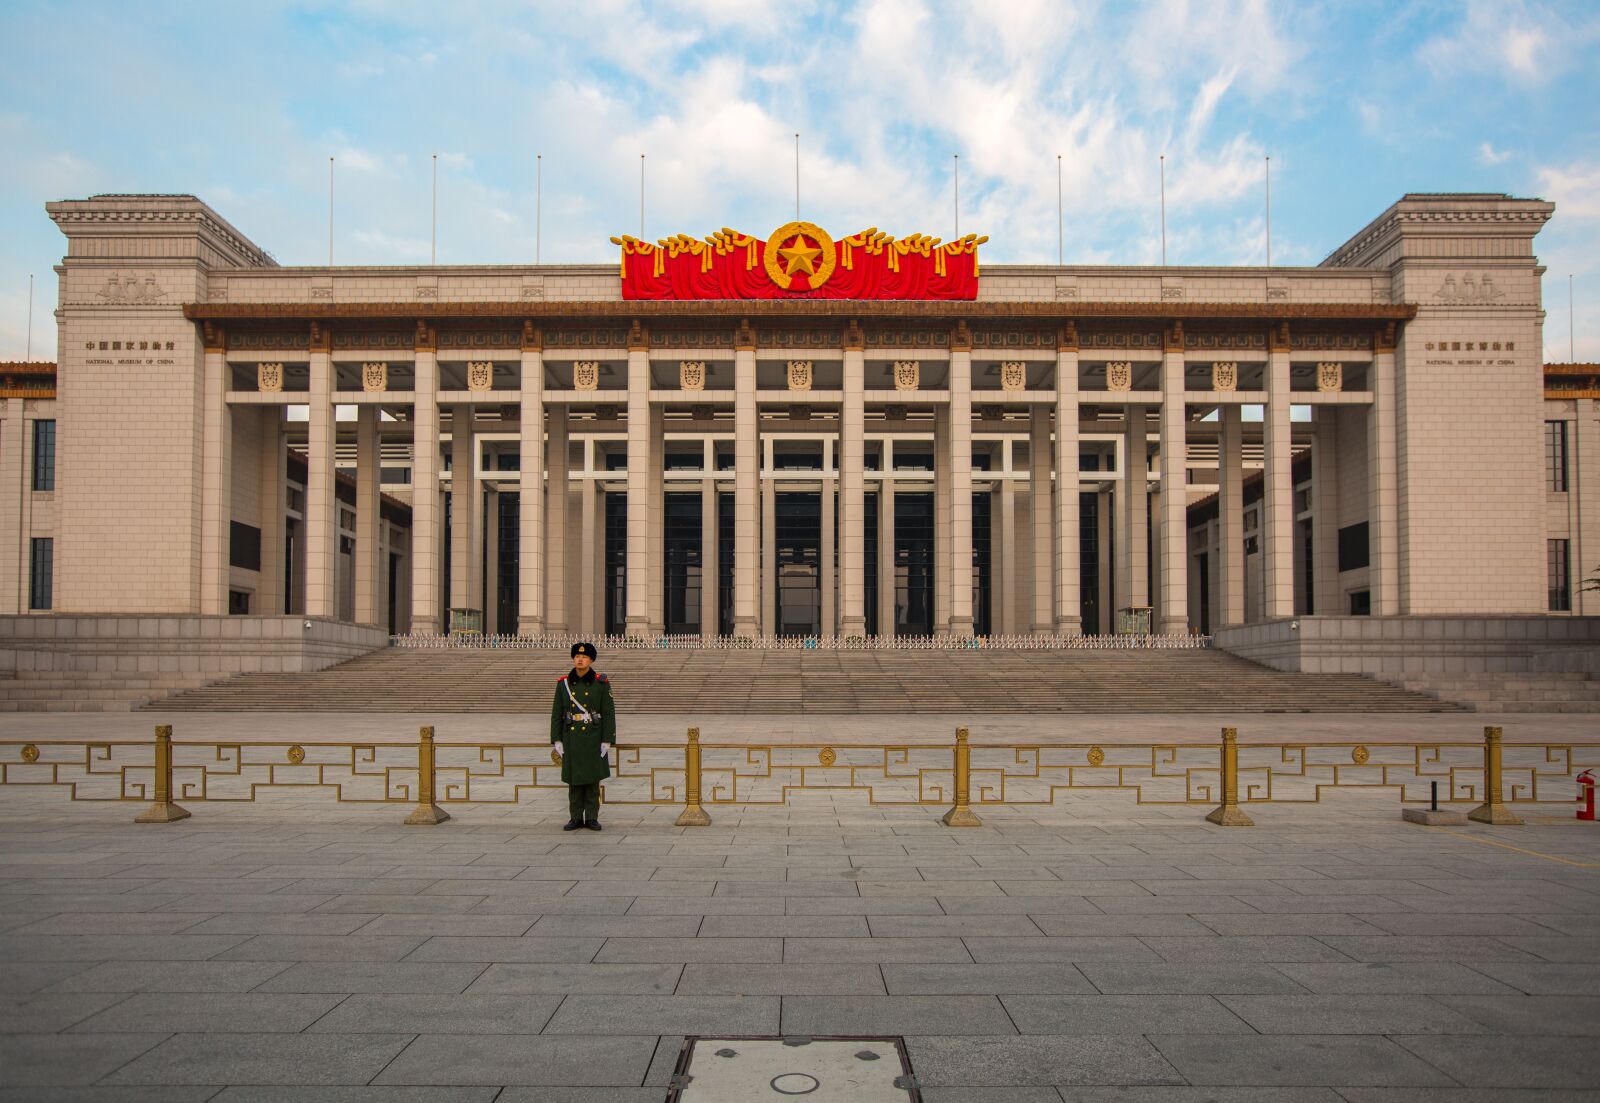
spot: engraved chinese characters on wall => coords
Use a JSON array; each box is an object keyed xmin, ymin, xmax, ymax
[
  {"xmin": 893, "ymin": 360, "xmax": 920, "ymax": 392},
  {"xmin": 467, "ymin": 361, "xmax": 493, "ymax": 392},
  {"xmin": 1212, "ymin": 362, "xmax": 1237, "ymax": 393},
  {"xmin": 1106, "ymin": 361, "xmax": 1133, "ymax": 392},
  {"xmin": 680, "ymin": 361, "xmax": 705, "ymax": 391},
  {"xmin": 1000, "ymin": 361, "xmax": 1027, "ymax": 392},
  {"xmin": 257, "ymin": 362, "xmax": 283, "ymax": 394},
  {"xmin": 787, "ymin": 360, "xmax": 813, "ymax": 392},
  {"xmin": 573, "ymin": 361, "xmax": 600, "ymax": 391},
  {"xmin": 362, "ymin": 362, "xmax": 388, "ymax": 393},
  {"xmin": 1316, "ymin": 362, "xmax": 1343, "ymax": 393}
]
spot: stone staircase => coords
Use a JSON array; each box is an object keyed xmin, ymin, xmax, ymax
[
  {"xmin": 142, "ymin": 646, "xmax": 1463, "ymax": 714},
  {"xmin": 1386, "ymin": 671, "xmax": 1600, "ymax": 713},
  {"xmin": 0, "ymin": 671, "xmax": 217, "ymax": 713}
]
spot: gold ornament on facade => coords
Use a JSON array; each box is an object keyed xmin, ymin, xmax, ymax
[
  {"xmin": 1212, "ymin": 361, "xmax": 1237, "ymax": 393},
  {"xmin": 573, "ymin": 361, "xmax": 600, "ymax": 391},
  {"xmin": 680, "ymin": 360, "xmax": 706, "ymax": 391},
  {"xmin": 893, "ymin": 360, "xmax": 920, "ymax": 392},
  {"xmin": 257, "ymin": 362, "xmax": 283, "ymax": 394},
  {"xmin": 1087, "ymin": 745, "xmax": 1105, "ymax": 767},
  {"xmin": 1351, "ymin": 744, "xmax": 1370, "ymax": 765},
  {"xmin": 786, "ymin": 360, "xmax": 813, "ymax": 392},
  {"xmin": 361, "ymin": 362, "xmax": 388, "ymax": 393},
  {"xmin": 819, "ymin": 747, "xmax": 837, "ymax": 767},
  {"xmin": 1106, "ymin": 361, "xmax": 1133, "ymax": 392},
  {"xmin": 763, "ymin": 221, "xmax": 837, "ymax": 290},
  {"xmin": 1317, "ymin": 362, "xmax": 1343, "ymax": 393},
  {"xmin": 20, "ymin": 744, "xmax": 39, "ymax": 764},
  {"xmin": 467, "ymin": 361, "xmax": 494, "ymax": 392},
  {"xmin": 287, "ymin": 745, "xmax": 305, "ymax": 765},
  {"xmin": 1001, "ymin": 361, "xmax": 1027, "ymax": 392}
]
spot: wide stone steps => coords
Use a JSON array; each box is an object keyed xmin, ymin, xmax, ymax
[
  {"xmin": 144, "ymin": 647, "xmax": 1463, "ymax": 714},
  {"xmin": 1389, "ymin": 672, "xmax": 1600, "ymax": 713}
]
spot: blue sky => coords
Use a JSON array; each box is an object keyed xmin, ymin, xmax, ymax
[{"xmin": 2, "ymin": 0, "xmax": 1597, "ymax": 360}]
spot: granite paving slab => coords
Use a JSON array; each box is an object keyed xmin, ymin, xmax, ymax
[{"xmin": 1148, "ymin": 1034, "xmax": 1457, "ymax": 1087}]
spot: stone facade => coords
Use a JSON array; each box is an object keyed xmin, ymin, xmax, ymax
[{"xmin": 4, "ymin": 191, "xmax": 1568, "ymax": 642}]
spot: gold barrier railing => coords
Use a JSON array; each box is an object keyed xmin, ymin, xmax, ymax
[{"xmin": 3, "ymin": 726, "xmax": 1597, "ymax": 828}]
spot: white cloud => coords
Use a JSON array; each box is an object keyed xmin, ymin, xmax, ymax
[
  {"xmin": 1478, "ymin": 142, "xmax": 1511, "ymax": 166},
  {"xmin": 1418, "ymin": 0, "xmax": 1590, "ymax": 84}
]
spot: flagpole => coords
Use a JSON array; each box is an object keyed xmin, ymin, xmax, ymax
[
  {"xmin": 1159, "ymin": 155, "xmax": 1167, "ymax": 266},
  {"xmin": 1572, "ymin": 274, "xmax": 1577, "ymax": 361},
  {"xmin": 794, "ymin": 133, "xmax": 800, "ymax": 220},
  {"xmin": 1056, "ymin": 154, "xmax": 1063, "ymax": 265},
  {"xmin": 328, "ymin": 157, "xmax": 334, "ymax": 266},
  {"xmin": 1264, "ymin": 156, "xmax": 1272, "ymax": 267},
  {"xmin": 640, "ymin": 154, "xmax": 645, "ymax": 240},
  {"xmin": 536, "ymin": 154, "xmax": 542, "ymax": 265},
  {"xmin": 25, "ymin": 274, "xmax": 33, "ymax": 361},
  {"xmin": 953, "ymin": 154, "xmax": 960, "ymax": 239},
  {"xmin": 431, "ymin": 154, "xmax": 437, "ymax": 266}
]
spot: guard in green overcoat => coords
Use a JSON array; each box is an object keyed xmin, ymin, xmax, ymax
[{"xmin": 550, "ymin": 641, "xmax": 615, "ymax": 831}]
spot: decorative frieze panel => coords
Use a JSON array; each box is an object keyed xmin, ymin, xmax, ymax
[
  {"xmin": 1106, "ymin": 362, "xmax": 1133, "ymax": 392},
  {"xmin": 1000, "ymin": 361, "xmax": 1027, "ymax": 391},
  {"xmin": 332, "ymin": 329, "xmax": 412, "ymax": 350},
  {"xmin": 1435, "ymin": 272, "xmax": 1504, "ymax": 305},
  {"xmin": 1211, "ymin": 362, "xmax": 1237, "ymax": 393},
  {"xmin": 972, "ymin": 328, "xmax": 1054, "ymax": 349},
  {"xmin": 786, "ymin": 360, "xmax": 813, "ymax": 392},
  {"xmin": 573, "ymin": 361, "xmax": 600, "ymax": 391},
  {"xmin": 651, "ymin": 329, "xmax": 734, "ymax": 348},
  {"xmin": 439, "ymin": 330, "xmax": 518, "ymax": 349},
  {"xmin": 467, "ymin": 361, "xmax": 494, "ymax": 392},
  {"xmin": 756, "ymin": 328, "xmax": 839, "ymax": 348},
  {"xmin": 866, "ymin": 327, "xmax": 949, "ymax": 348},
  {"xmin": 680, "ymin": 361, "xmax": 706, "ymax": 391},
  {"xmin": 1183, "ymin": 331, "xmax": 1268, "ymax": 351},
  {"xmin": 94, "ymin": 272, "xmax": 165, "ymax": 304},
  {"xmin": 258, "ymin": 363, "xmax": 284, "ymax": 394},
  {"xmin": 1083, "ymin": 331, "xmax": 1162, "ymax": 350},
  {"xmin": 362, "ymin": 362, "xmax": 388, "ymax": 393},
  {"xmin": 545, "ymin": 327, "xmax": 630, "ymax": 349},
  {"xmin": 230, "ymin": 331, "xmax": 310, "ymax": 351},
  {"xmin": 893, "ymin": 360, "xmax": 920, "ymax": 392},
  {"xmin": 1290, "ymin": 331, "xmax": 1372, "ymax": 351},
  {"xmin": 1316, "ymin": 362, "xmax": 1343, "ymax": 393}
]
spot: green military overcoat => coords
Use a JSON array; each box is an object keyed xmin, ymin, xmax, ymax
[{"xmin": 550, "ymin": 668, "xmax": 615, "ymax": 785}]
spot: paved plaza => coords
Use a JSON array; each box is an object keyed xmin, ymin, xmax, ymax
[{"xmin": 1, "ymin": 782, "xmax": 1598, "ymax": 1101}]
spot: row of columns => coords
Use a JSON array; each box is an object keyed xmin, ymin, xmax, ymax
[{"xmin": 196, "ymin": 328, "xmax": 1403, "ymax": 636}]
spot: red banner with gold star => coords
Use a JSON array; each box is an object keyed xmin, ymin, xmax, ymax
[{"xmin": 609, "ymin": 221, "xmax": 987, "ymax": 300}]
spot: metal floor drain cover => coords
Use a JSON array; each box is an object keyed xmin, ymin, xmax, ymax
[{"xmin": 668, "ymin": 1036, "xmax": 919, "ymax": 1101}]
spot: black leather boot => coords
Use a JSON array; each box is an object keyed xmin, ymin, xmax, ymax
[
  {"xmin": 563, "ymin": 818, "xmax": 583, "ymax": 831},
  {"xmin": 584, "ymin": 819, "xmax": 603, "ymax": 831}
]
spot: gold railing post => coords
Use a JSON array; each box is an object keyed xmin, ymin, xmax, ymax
[
  {"xmin": 404, "ymin": 725, "xmax": 451, "ymax": 825},
  {"xmin": 1204, "ymin": 726, "xmax": 1254, "ymax": 827},
  {"xmin": 1468, "ymin": 725, "xmax": 1523, "ymax": 826},
  {"xmin": 941, "ymin": 727, "xmax": 983, "ymax": 827},
  {"xmin": 134, "ymin": 724, "xmax": 191, "ymax": 824},
  {"xmin": 676, "ymin": 727, "xmax": 712, "ymax": 827}
]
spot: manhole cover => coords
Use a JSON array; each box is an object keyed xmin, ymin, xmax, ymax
[{"xmin": 668, "ymin": 1036, "xmax": 919, "ymax": 1101}]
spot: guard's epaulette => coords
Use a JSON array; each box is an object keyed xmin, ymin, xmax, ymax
[
  {"xmin": 597, "ymin": 673, "xmax": 609, "ymax": 683},
  {"xmin": 557, "ymin": 675, "xmax": 567, "ymax": 682}
]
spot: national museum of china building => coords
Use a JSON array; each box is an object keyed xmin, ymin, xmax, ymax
[{"xmin": 4, "ymin": 190, "xmax": 1595, "ymax": 679}]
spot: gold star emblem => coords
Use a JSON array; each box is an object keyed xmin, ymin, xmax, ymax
[{"xmin": 777, "ymin": 234, "xmax": 823, "ymax": 277}]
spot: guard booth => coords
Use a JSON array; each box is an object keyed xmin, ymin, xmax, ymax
[{"xmin": 1116, "ymin": 606, "xmax": 1153, "ymax": 636}]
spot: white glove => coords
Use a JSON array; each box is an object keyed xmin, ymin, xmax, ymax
[
  {"xmin": 553, "ymin": 741, "xmax": 564, "ymax": 757},
  {"xmin": 600, "ymin": 743, "xmax": 611, "ymax": 757}
]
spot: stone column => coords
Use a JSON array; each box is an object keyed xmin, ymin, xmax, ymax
[
  {"xmin": 1054, "ymin": 337, "xmax": 1082, "ymax": 633},
  {"xmin": 820, "ymin": 462, "xmax": 836, "ymax": 637},
  {"xmin": 1029, "ymin": 406, "xmax": 1053, "ymax": 633},
  {"xmin": 1217, "ymin": 404, "xmax": 1246, "ymax": 626},
  {"xmin": 484, "ymin": 487, "xmax": 501, "ymax": 634},
  {"xmin": 257, "ymin": 407, "xmax": 286, "ymax": 617},
  {"xmin": 1369, "ymin": 333, "xmax": 1401, "ymax": 615},
  {"xmin": 1312, "ymin": 406, "xmax": 1341, "ymax": 617},
  {"xmin": 411, "ymin": 335, "xmax": 442, "ymax": 633},
  {"xmin": 997, "ymin": 474, "xmax": 1016, "ymax": 635},
  {"xmin": 949, "ymin": 335, "xmax": 974, "ymax": 636},
  {"xmin": 355, "ymin": 406, "xmax": 382, "ymax": 626},
  {"xmin": 1115, "ymin": 405, "xmax": 1149, "ymax": 615},
  {"xmin": 199, "ymin": 341, "xmax": 231, "ymax": 615},
  {"xmin": 581, "ymin": 469, "xmax": 599, "ymax": 633},
  {"xmin": 761, "ymin": 457, "xmax": 776, "ymax": 636},
  {"xmin": 518, "ymin": 334, "xmax": 545, "ymax": 634},
  {"xmin": 545, "ymin": 406, "xmax": 569, "ymax": 634},
  {"xmin": 1263, "ymin": 328, "xmax": 1295, "ymax": 619},
  {"xmin": 701, "ymin": 478, "xmax": 719, "ymax": 634},
  {"xmin": 648, "ymin": 405, "xmax": 665, "ymax": 634},
  {"xmin": 305, "ymin": 328, "xmax": 337, "ymax": 619},
  {"xmin": 0, "ymin": 400, "xmax": 25, "ymax": 613},
  {"xmin": 933, "ymin": 408, "xmax": 951, "ymax": 634},
  {"xmin": 1157, "ymin": 330, "xmax": 1189, "ymax": 634},
  {"xmin": 449, "ymin": 406, "xmax": 482, "ymax": 629},
  {"xmin": 878, "ymin": 478, "xmax": 896, "ymax": 638},
  {"xmin": 839, "ymin": 321, "xmax": 867, "ymax": 636},
  {"xmin": 624, "ymin": 327, "xmax": 651, "ymax": 636},
  {"xmin": 733, "ymin": 324, "xmax": 759, "ymax": 637}
]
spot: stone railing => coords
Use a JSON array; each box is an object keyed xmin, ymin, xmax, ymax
[{"xmin": 387, "ymin": 632, "xmax": 1212, "ymax": 651}]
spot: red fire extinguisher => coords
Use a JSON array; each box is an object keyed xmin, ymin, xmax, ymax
[{"xmin": 1578, "ymin": 770, "xmax": 1597, "ymax": 822}]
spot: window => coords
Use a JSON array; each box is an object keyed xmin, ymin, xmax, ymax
[
  {"xmin": 31, "ymin": 420, "xmax": 55, "ymax": 491},
  {"xmin": 228, "ymin": 590, "xmax": 251, "ymax": 615},
  {"xmin": 1546, "ymin": 421, "xmax": 1569, "ymax": 492},
  {"xmin": 1337, "ymin": 522, "xmax": 1370, "ymax": 572},
  {"xmin": 230, "ymin": 522, "xmax": 262, "ymax": 571},
  {"xmin": 1349, "ymin": 589, "xmax": 1371, "ymax": 616},
  {"xmin": 29, "ymin": 538, "xmax": 52, "ymax": 610},
  {"xmin": 1549, "ymin": 539, "xmax": 1572, "ymax": 612}
]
